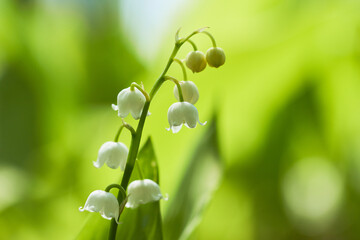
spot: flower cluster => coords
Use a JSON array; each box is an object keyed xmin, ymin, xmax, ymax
[
  {"xmin": 79, "ymin": 28, "xmax": 225, "ymax": 232},
  {"xmin": 80, "ymin": 83, "xmax": 164, "ymax": 223},
  {"xmin": 166, "ymin": 29, "xmax": 225, "ymax": 133}
]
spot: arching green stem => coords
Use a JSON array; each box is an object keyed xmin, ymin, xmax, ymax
[
  {"xmin": 165, "ymin": 76, "xmax": 184, "ymax": 102},
  {"xmin": 130, "ymin": 82, "xmax": 150, "ymax": 102},
  {"xmin": 114, "ymin": 125, "xmax": 124, "ymax": 142},
  {"xmin": 202, "ymin": 31, "xmax": 217, "ymax": 47},
  {"xmin": 173, "ymin": 58, "xmax": 187, "ymax": 81},
  {"xmin": 105, "ymin": 184, "xmax": 126, "ymax": 201},
  {"xmin": 121, "ymin": 119, "xmax": 136, "ymax": 135},
  {"xmin": 178, "ymin": 26, "xmax": 209, "ymax": 45},
  {"xmin": 186, "ymin": 39, "xmax": 197, "ymax": 51},
  {"xmin": 114, "ymin": 121, "xmax": 135, "ymax": 142}
]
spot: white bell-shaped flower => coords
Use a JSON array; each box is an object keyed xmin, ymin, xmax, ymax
[
  {"xmin": 93, "ymin": 141, "xmax": 128, "ymax": 170},
  {"xmin": 125, "ymin": 179, "xmax": 166, "ymax": 209},
  {"xmin": 79, "ymin": 190, "xmax": 120, "ymax": 223},
  {"xmin": 167, "ymin": 102, "xmax": 206, "ymax": 133},
  {"xmin": 112, "ymin": 87, "xmax": 147, "ymax": 120},
  {"xmin": 173, "ymin": 81, "xmax": 199, "ymax": 104}
]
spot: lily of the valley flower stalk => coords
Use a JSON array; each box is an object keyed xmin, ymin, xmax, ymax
[{"xmin": 79, "ymin": 27, "xmax": 225, "ymax": 240}]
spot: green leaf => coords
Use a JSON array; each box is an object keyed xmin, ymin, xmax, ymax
[
  {"xmin": 116, "ymin": 137, "xmax": 163, "ymax": 240},
  {"xmin": 163, "ymin": 116, "xmax": 223, "ymax": 240},
  {"xmin": 76, "ymin": 137, "xmax": 163, "ymax": 240},
  {"xmin": 76, "ymin": 214, "xmax": 109, "ymax": 240}
]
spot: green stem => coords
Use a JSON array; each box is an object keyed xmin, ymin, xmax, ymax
[
  {"xmin": 114, "ymin": 125, "xmax": 124, "ymax": 142},
  {"xmin": 114, "ymin": 122, "xmax": 135, "ymax": 142},
  {"xmin": 121, "ymin": 120, "xmax": 136, "ymax": 135},
  {"xmin": 130, "ymin": 82, "xmax": 150, "ymax": 102},
  {"xmin": 202, "ymin": 31, "xmax": 217, "ymax": 47},
  {"xmin": 164, "ymin": 76, "xmax": 184, "ymax": 102},
  {"xmin": 186, "ymin": 39, "xmax": 197, "ymax": 51},
  {"xmin": 105, "ymin": 184, "xmax": 126, "ymax": 201},
  {"xmin": 149, "ymin": 44, "xmax": 181, "ymax": 100},
  {"xmin": 173, "ymin": 58, "xmax": 187, "ymax": 81}
]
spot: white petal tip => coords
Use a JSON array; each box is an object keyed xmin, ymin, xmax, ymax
[
  {"xmin": 93, "ymin": 161, "xmax": 101, "ymax": 168},
  {"xmin": 167, "ymin": 126, "xmax": 181, "ymax": 133},
  {"xmin": 101, "ymin": 215, "xmax": 112, "ymax": 220},
  {"xmin": 107, "ymin": 165, "xmax": 119, "ymax": 170},
  {"xmin": 163, "ymin": 193, "xmax": 169, "ymax": 201},
  {"xmin": 125, "ymin": 203, "xmax": 134, "ymax": 209},
  {"xmin": 111, "ymin": 104, "xmax": 118, "ymax": 111},
  {"xmin": 199, "ymin": 121, "xmax": 207, "ymax": 126},
  {"xmin": 79, "ymin": 207, "xmax": 84, "ymax": 212},
  {"xmin": 172, "ymin": 125, "xmax": 183, "ymax": 133}
]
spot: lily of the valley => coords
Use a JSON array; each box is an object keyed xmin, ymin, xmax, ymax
[
  {"xmin": 112, "ymin": 87, "xmax": 148, "ymax": 120},
  {"xmin": 206, "ymin": 47, "xmax": 226, "ymax": 68},
  {"xmin": 93, "ymin": 141, "xmax": 128, "ymax": 170},
  {"xmin": 173, "ymin": 81, "xmax": 199, "ymax": 104},
  {"xmin": 185, "ymin": 51, "xmax": 207, "ymax": 73},
  {"xmin": 167, "ymin": 102, "xmax": 206, "ymax": 133},
  {"xmin": 79, "ymin": 190, "xmax": 120, "ymax": 223},
  {"xmin": 125, "ymin": 179, "xmax": 166, "ymax": 209}
]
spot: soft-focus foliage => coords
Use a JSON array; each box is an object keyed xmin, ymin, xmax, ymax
[
  {"xmin": 164, "ymin": 117, "xmax": 222, "ymax": 240},
  {"xmin": 1, "ymin": 0, "xmax": 360, "ymax": 239}
]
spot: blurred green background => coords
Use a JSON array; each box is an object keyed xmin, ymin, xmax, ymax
[{"xmin": 1, "ymin": 0, "xmax": 360, "ymax": 239}]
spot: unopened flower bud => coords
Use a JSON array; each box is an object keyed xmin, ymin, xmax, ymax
[
  {"xmin": 185, "ymin": 51, "xmax": 207, "ymax": 73},
  {"xmin": 206, "ymin": 47, "xmax": 225, "ymax": 68},
  {"xmin": 173, "ymin": 81, "xmax": 199, "ymax": 104}
]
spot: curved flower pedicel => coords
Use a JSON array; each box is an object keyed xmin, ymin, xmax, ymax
[
  {"xmin": 167, "ymin": 102, "xmax": 206, "ymax": 133},
  {"xmin": 125, "ymin": 179, "xmax": 166, "ymax": 209},
  {"xmin": 112, "ymin": 87, "xmax": 148, "ymax": 120},
  {"xmin": 173, "ymin": 81, "xmax": 199, "ymax": 104},
  {"xmin": 93, "ymin": 141, "xmax": 128, "ymax": 170},
  {"xmin": 79, "ymin": 190, "xmax": 120, "ymax": 224}
]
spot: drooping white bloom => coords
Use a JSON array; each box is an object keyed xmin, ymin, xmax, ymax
[
  {"xmin": 93, "ymin": 141, "xmax": 128, "ymax": 170},
  {"xmin": 173, "ymin": 81, "xmax": 199, "ymax": 104},
  {"xmin": 79, "ymin": 190, "xmax": 120, "ymax": 223},
  {"xmin": 125, "ymin": 179, "xmax": 166, "ymax": 209},
  {"xmin": 112, "ymin": 87, "xmax": 148, "ymax": 120},
  {"xmin": 167, "ymin": 102, "xmax": 206, "ymax": 133}
]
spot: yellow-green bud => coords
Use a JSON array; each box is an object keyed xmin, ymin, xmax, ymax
[
  {"xmin": 185, "ymin": 51, "xmax": 207, "ymax": 73},
  {"xmin": 206, "ymin": 47, "xmax": 225, "ymax": 68}
]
